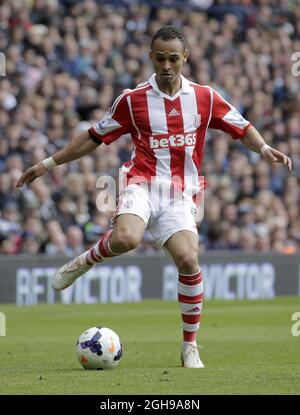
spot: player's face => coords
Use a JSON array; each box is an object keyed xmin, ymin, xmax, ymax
[{"xmin": 150, "ymin": 38, "xmax": 188, "ymax": 86}]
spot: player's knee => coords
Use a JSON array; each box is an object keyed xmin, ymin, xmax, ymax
[
  {"xmin": 111, "ymin": 228, "xmax": 141, "ymax": 252},
  {"xmin": 176, "ymin": 253, "xmax": 199, "ymax": 274}
]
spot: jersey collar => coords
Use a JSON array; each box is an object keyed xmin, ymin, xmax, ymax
[{"xmin": 149, "ymin": 74, "xmax": 192, "ymax": 99}]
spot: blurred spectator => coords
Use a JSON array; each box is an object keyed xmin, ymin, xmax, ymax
[
  {"xmin": 65, "ymin": 225, "xmax": 84, "ymax": 256},
  {"xmin": 0, "ymin": 0, "xmax": 299, "ymax": 255},
  {"xmin": 21, "ymin": 232, "xmax": 40, "ymax": 254},
  {"xmin": 45, "ymin": 231, "xmax": 67, "ymax": 256}
]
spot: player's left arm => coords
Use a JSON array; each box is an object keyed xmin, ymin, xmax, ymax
[{"xmin": 240, "ymin": 125, "xmax": 292, "ymax": 171}]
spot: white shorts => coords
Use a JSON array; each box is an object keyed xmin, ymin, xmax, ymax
[{"xmin": 115, "ymin": 183, "xmax": 198, "ymax": 246}]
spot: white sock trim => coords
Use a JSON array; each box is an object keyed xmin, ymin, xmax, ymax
[
  {"xmin": 179, "ymin": 268, "xmax": 201, "ymax": 277},
  {"xmin": 178, "ymin": 281, "xmax": 204, "ymax": 297}
]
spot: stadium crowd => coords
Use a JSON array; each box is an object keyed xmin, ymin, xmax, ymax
[{"xmin": 0, "ymin": 0, "xmax": 299, "ymax": 256}]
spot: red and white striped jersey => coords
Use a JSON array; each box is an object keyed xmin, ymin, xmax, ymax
[{"xmin": 89, "ymin": 74, "xmax": 251, "ymax": 203}]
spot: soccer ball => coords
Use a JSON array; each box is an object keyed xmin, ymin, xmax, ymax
[{"xmin": 76, "ymin": 326, "xmax": 122, "ymax": 370}]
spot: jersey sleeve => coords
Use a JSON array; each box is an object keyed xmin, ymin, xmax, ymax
[
  {"xmin": 209, "ymin": 88, "xmax": 252, "ymax": 139},
  {"xmin": 88, "ymin": 94, "xmax": 132, "ymax": 145}
]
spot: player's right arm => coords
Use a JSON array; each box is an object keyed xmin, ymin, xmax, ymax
[{"xmin": 16, "ymin": 93, "xmax": 133, "ymax": 188}]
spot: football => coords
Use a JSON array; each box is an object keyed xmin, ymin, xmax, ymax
[{"xmin": 76, "ymin": 326, "xmax": 122, "ymax": 370}]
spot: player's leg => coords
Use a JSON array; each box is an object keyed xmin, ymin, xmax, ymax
[
  {"xmin": 149, "ymin": 198, "xmax": 204, "ymax": 368},
  {"xmin": 164, "ymin": 230, "xmax": 204, "ymax": 368},
  {"xmin": 52, "ymin": 182, "xmax": 150, "ymax": 291},
  {"xmin": 164, "ymin": 230, "xmax": 199, "ymax": 274},
  {"xmin": 52, "ymin": 213, "xmax": 145, "ymax": 291},
  {"xmin": 84, "ymin": 213, "xmax": 145, "ymax": 265},
  {"xmin": 109, "ymin": 214, "xmax": 145, "ymax": 253}
]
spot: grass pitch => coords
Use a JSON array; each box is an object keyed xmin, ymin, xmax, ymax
[{"xmin": 0, "ymin": 297, "xmax": 300, "ymax": 395}]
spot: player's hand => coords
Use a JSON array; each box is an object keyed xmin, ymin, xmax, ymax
[
  {"xmin": 261, "ymin": 147, "xmax": 292, "ymax": 171},
  {"xmin": 16, "ymin": 162, "xmax": 47, "ymax": 188}
]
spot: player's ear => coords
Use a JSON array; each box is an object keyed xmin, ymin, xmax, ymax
[
  {"xmin": 183, "ymin": 48, "xmax": 188, "ymax": 62},
  {"xmin": 149, "ymin": 49, "xmax": 153, "ymax": 60}
]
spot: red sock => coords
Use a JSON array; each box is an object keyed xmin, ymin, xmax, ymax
[
  {"xmin": 178, "ymin": 269, "xmax": 203, "ymax": 342},
  {"xmin": 85, "ymin": 229, "xmax": 120, "ymax": 265}
]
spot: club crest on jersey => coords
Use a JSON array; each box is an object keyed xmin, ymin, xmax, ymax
[{"xmin": 194, "ymin": 114, "xmax": 201, "ymax": 128}]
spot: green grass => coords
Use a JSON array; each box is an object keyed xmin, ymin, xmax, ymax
[{"xmin": 0, "ymin": 297, "xmax": 300, "ymax": 395}]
